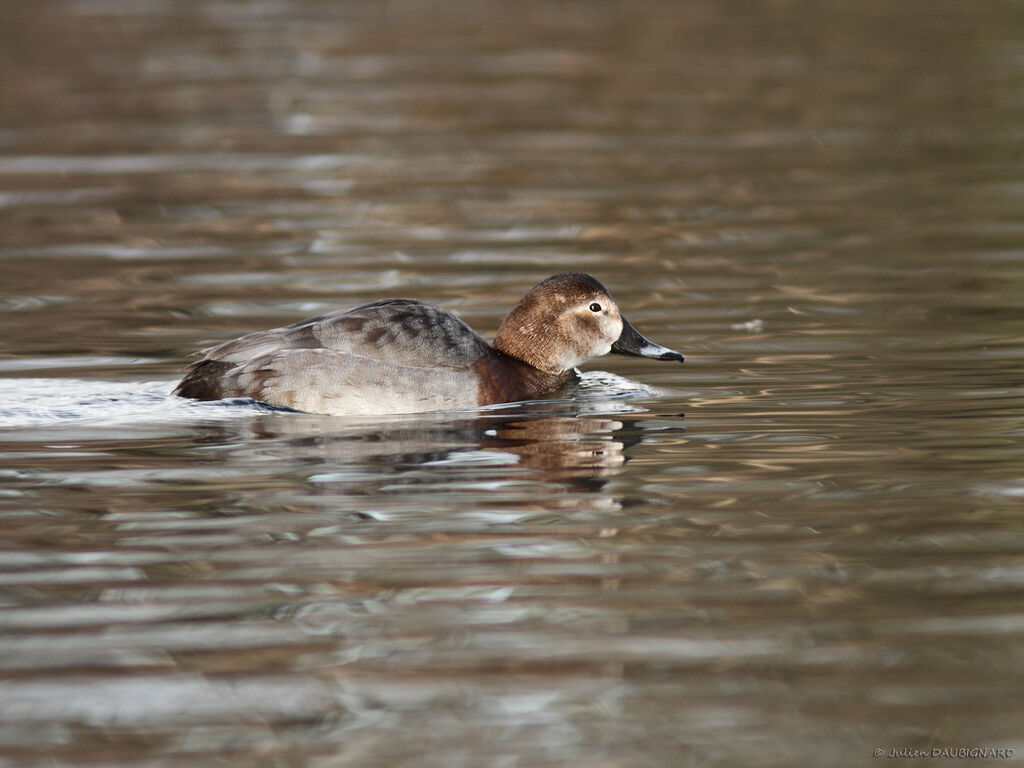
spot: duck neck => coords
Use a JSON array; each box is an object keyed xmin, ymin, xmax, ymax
[{"xmin": 475, "ymin": 349, "xmax": 573, "ymax": 405}]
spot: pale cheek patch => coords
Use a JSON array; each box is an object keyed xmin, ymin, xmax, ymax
[{"xmin": 606, "ymin": 315, "xmax": 624, "ymax": 341}]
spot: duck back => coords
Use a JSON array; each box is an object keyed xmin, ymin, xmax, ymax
[{"xmin": 174, "ymin": 300, "xmax": 492, "ymax": 413}]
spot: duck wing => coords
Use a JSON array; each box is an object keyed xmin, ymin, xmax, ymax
[{"xmin": 196, "ymin": 299, "xmax": 490, "ymax": 370}]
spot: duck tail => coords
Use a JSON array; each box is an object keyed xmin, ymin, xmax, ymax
[{"xmin": 173, "ymin": 359, "xmax": 234, "ymax": 401}]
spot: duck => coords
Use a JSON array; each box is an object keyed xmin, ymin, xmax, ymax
[{"xmin": 174, "ymin": 272, "xmax": 684, "ymax": 416}]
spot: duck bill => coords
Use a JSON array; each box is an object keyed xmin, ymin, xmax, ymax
[{"xmin": 612, "ymin": 317, "xmax": 684, "ymax": 362}]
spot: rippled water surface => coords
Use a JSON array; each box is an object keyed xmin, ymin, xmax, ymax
[{"xmin": 2, "ymin": 1, "xmax": 1023, "ymax": 766}]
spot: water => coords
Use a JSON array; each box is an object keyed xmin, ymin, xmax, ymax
[{"xmin": 2, "ymin": 1, "xmax": 1023, "ymax": 766}]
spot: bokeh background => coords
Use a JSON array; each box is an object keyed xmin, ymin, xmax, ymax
[{"xmin": 1, "ymin": 2, "xmax": 1023, "ymax": 766}]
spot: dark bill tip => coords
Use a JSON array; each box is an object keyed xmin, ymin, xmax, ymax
[{"xmin": 611, "ymin": 317, "xmax": 685, "ymax": 362}]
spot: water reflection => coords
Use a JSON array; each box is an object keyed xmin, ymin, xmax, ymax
[
  {"xmin": 223, "ymin": 411, "xmax": 634, "ymax": 474},
  {"xmin": 160, "ymin": 388, "xmax": 679, "ymax": 525},
  {"xmin": 2, "ymin": 0, "xmax": 1024, "ymax": 764}
]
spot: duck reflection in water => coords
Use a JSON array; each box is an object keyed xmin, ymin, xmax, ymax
[{"xmin": 192, "ymin": 400, "xmax": 685, "ymax": 516}]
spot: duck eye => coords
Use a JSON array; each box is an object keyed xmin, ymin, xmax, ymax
[{"xmin": 589, "ymin": 302, "xmax": 602, "ymax": 313}]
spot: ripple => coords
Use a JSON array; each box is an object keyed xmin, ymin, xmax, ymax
[
  {"xmin": 0, "ymin": 152, "xmax": 384, "ymax": 175},
  {"xmin": 0, "ymin": 357, "xmax": 162, "ymax": 373},
  {"xmin": 0, "ymin": 378, "xmax": 246, "ymax": 432},
  {"xmin": 0, "ymin": 676, "xmax": 339, "ymax": 725}
]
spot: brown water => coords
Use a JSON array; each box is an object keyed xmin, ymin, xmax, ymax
[{"xmin": 2, "ymin": 1, "xmax": 1023, "ymax": 766}]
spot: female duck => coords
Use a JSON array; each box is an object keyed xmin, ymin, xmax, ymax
[{"xmin": 175, "ymin": 272, "xmax": 683, "ymax": 416}]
